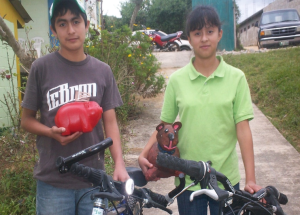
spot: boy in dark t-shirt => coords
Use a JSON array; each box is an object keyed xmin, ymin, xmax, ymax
[{"xmin": 21, "ymin": 0, "xmax": 129, "ymax": 214}]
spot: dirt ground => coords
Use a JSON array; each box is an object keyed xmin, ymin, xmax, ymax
[{"xmin": 123, "ymin": 68, "xmax": 180, "ymax": 215}]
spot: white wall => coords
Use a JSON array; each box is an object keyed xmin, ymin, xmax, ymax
[
  {"xmin": 0, "ymin": 20, "xmax": 18, "ymax": 126},
  {"xmin": 18, "ymin": 0, "xmax": 50, "ymax": 55}
]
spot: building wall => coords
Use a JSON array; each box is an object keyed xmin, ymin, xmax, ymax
[
  {"xmin": 85, "ymin": 0, "xmax": 101, "ymax": 29},
  {"xmin": 264, "ymin": 0, "xmax": 300, "ymax": 13},
  {"xmin": 239, "ymin": 15, "xmax": 261, "ymax": 46},
  {"xmin": 18, "ymin": 0, "xmax": 50, "ymax": 55},
  {"xmin": 0, "ymin": 3, "xmax": 21, "ymax": 126}
]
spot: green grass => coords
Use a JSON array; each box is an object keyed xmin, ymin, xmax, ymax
[{"xmin": 223, "ymin": 47, "xmax": 300, "ymax": 152}]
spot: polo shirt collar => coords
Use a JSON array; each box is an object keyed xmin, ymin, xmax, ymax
[{"xmin": 189, "ymin": 56, "xmax": 225, "ymax": 80}]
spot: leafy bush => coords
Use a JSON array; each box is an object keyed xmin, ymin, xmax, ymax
[
  {"xmin": 0, "ymin": 169, "xmax": 36, "ymax": 215},
  {"xmin": 85, "ymin": 26, "xmax": 165, "ymax": 124}
]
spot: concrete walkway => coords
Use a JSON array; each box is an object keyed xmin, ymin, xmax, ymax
[{"xmin": 125, "ymin": 51, "xmax": 300, "ymax": 215}]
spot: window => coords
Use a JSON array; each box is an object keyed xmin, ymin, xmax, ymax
[
  {"xmin": 261, "ymin": 10, "xmax": 299, "ymax": 25},
  {"xmin": 248, "ymin": 25, "xmax": 250, "ymax": 29},
  {"xmin": 244, "ymin": 27, "xmax": 246, "ymax": 31},
  {"xmin": 241, "ymin": 29, "xmax": 243, "ymax": 33}
]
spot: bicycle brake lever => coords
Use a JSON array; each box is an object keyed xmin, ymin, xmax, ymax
[{"xmin": 141, "ymin": 189, "xmax": 173, "ymax": 214}]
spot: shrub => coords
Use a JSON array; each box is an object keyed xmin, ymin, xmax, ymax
[
  {"xmin": 84, "ymin": 26, "xmax": 165, "ymax": 124},
  {"xmin": 0, "ymin": 168, "xmax": 36, "ymax": 215}
]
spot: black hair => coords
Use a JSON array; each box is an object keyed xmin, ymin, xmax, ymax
[
  {"xmin": 50, "ymin": 0, "xmax": 87, "ymax": 32},
  {"xmin": 186, "ymin": 5, "xmax": 222, "ymax": 37}
]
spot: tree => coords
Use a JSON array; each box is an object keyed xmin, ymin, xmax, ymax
[
  {"xmin": 0, "ymin": 15, "xmax": 34, "ymax": 69},
  {"xmin": 147, "ymin": 0, "xmax": 188, "ymax": 34},
  {"xmin": 129, "ymin": 0, "xmax": 143, "ymax": 31},
  {"xmin": 120, "ymin": 0, "xmax": 150, "ymax": 31},
  {"xmin": 119, "ymin": 0, "xmax": 191, "ymax": 34}
]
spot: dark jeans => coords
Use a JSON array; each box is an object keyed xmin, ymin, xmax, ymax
[{"xmin": 177, "ymin": 183, "xmax": 240, "ymax": 215}]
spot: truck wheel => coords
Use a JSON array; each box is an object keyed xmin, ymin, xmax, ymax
[{"xmin": 257, "ymin": 40, "xmax": 262, "ymax": 49}]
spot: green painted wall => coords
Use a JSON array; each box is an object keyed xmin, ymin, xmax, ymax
[
  {"xmin": 0, "ymin": 20, "xmax": 19, "ymax": 127},
  {"xmin": 18, "ymin": 0, "xmax": 50, "ymax": 54},
  {"xmin": 192, "ymin": 0, "xmax": 235, "ymax": 51}
]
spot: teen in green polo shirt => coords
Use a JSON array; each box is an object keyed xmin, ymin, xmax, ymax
[{"xmin": 138, "ymin": 5, "xmax": 262, "ymax": 215}]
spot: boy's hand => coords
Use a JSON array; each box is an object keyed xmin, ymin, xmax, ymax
[
  {"xmin": 138, "ymin": 156, "xmax": 154, "ymax": 175},
  {"xmin": 113, "ymin": 165, "xmax": 130, "ymax": 182},
  {"xmin": 50, "ymin": 126, "xmax": 82, "ymax": 145}
]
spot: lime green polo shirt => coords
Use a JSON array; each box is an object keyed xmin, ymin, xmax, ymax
[{"xmin": 160, "ymin": 56, "xmax": 254, "ymax": 190}]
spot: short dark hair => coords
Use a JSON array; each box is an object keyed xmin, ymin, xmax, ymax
[
  {"xmin": 50, "ymin": 0, "xmax": 87, "ymax": 32},
  {"xmin": 186, "ymin": 5, "xmax": 221, "ymax": 37}
]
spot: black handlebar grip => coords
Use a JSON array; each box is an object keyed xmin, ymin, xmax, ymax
[
  {"xmin": 70, "ymin": 163, "xmax": 104, "ymax": 186},
  {"xmin": 267, "ymin": 186, "xmax": 288, "ymax": 205},
  {"xmin": 156, "ymin": 152, "xmax": 205, "ymax": 181},
  {"xmin": 265, "ymin": 186, "xmax": 288, "ymax": 215},
  {"xmin": 278, "ymin": 193, "xmax": 288, "ymax": 205}
]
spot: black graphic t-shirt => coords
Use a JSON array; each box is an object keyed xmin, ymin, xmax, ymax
[{"xmin": 22, "ymin": 52, "xmax": 123, "ymax": 189}]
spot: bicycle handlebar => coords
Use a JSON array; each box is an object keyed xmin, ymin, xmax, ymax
[
  {"xmin": 70, "ymin": 162, "xmax": 125, "ymax": 201},
  {"xmin": 265, "ymin": 186, "xmax": 288, "ymax": 215},
  {"xmin": 156, "ymin": 152, "xmax": 288, "ymax": 215},
  {"xmin": 56, "ymin": 138, "xmax": 113, "ymax": 173},
  {"xmin": 156, "ymin": 152, "xmax": 207, "ymax": 181},
  {"xmin": 69, "ymin": 162, "xmax": 174, "ymax": 214}
]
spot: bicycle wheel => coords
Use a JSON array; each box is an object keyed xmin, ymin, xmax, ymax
[{"xmin": 127, "ymin": 196, "xmax": 143, "ymax": 215}]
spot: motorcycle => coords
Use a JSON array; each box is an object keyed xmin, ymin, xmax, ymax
[
  {"xmin": 140, "ymin": 26, "xmax": 183, "ymax": 52},
  {"xmin": 149, "ymin": 30, "xmax": 183, "ymax": 52}
]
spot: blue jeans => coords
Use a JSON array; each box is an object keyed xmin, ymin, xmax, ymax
[
  {"xmin": 36, "ymin": 180, "xmax": 99, "ymax": 215},
  {"xmin": 177, "ymin": 183, "xmax": 240, "ymax": 215}
]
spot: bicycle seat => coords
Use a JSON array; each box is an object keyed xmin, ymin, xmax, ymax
[{"xmin": 126, "ymin": 167, "xmax": 148, "ymax": 187}]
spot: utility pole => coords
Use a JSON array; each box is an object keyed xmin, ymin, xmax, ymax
[{"xmin": 97, "ymin": 0, "xmax": 103, "ymax": 30}]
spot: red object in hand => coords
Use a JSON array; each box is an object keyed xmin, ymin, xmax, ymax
[{"xmin": 55, "ymin": 101, "xmax": 103, "ymax": 136}]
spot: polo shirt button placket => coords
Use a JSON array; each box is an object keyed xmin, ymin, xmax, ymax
[{"xmin": 203, "ymin": 81, "xmax": 208, "ymax": 94}]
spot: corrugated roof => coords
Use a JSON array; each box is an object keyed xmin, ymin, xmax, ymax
[
  {"xmin": 9, "ymin": 0, "xmax": 32, "ymax": 23},
  {"xmin": 239, "ymin": 9, "xmax": 263, "ymax": 26}
]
